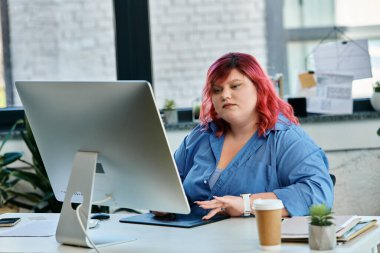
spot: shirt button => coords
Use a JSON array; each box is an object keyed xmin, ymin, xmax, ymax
[{"xmin": 203, "ymin": 180, "xmax": 207, "ymax": 184}]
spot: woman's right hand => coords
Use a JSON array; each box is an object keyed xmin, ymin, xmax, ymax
[{"xmin": 195, "ymin": 195, "xmax": 244, "ymax": 220}]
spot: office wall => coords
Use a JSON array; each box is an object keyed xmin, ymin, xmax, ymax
[
  {"xmin": 149, "ymin": 0, "xmax": 267, "ymax": 108},
  {"xmin": 329, "ymin": 149, "xmax": 380, "ymax": 216},
  {"xmin": 301, "ymin": 120, "xmax": 380, "ymax": 215}
]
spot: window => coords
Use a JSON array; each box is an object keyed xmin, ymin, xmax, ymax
[
  {"xmin": 284, "ymin": 0, "xmax": 334, "ymax": 29},
  {"xmin": 0, "ymin": 0, "xmax": 116, "ymax": 108},
  {"xmin": 284, "ymin": 0, "xmax": 380, "ymax": 98}
]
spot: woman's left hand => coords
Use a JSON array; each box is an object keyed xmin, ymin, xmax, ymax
[{"xmin": 195, "ymin": 195, "xmax": 245, "ymax": 220}]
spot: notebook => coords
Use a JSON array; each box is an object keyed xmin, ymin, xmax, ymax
[
  {"xmin": 119, "ymin": 213, "xmax": 229, "ymax": 228},
  {"xmin": 281, "ymin": 215, "xmax": 377, "ymax": 242},
  {"xmin": 337, "ymin": 219, "xmax": 377, "ymax": 242}
]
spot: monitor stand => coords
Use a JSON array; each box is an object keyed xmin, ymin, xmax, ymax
[{"xmin": 56, "ymin": 151, "xmax": 136, "ymax": 248}]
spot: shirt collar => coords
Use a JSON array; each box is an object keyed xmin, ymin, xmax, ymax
[
  {"xmin": 264, "ymin": 114, "xmax": 291, "ymax": 137},
  {"xmin": 209, "ymin": 121, "xmax": 219, "ymax": 133},
  {"xmin": 207, "ymin": 115, "xmax": 292, "ymax": 136}
]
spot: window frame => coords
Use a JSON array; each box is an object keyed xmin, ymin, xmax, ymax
[
  {"xmin": 266, "ymin": 0, "xmax": 380, "ymax": 101},
  {"xmin": 0, "ymin": 0, "xmax": 13, "ymax": 106}
]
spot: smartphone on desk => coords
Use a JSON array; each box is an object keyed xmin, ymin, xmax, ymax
[{"xmin": 0, "ymin": 217, "xmax": 21, "ymax": 227}]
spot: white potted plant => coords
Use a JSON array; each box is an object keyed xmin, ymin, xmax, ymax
[
  {"xmin": 370, "ymin": 80, "xmax": 380, "ymax": 112},
  {"xmin": 163, "ymin": 99, "xmax": 178, "ymax": 124},
  {"xmin": 308, "ymin": 204, "xmax": 336, "ymax": 250}
]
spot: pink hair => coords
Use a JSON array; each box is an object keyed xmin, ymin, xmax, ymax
[{"xmin": 199, "ymin": 52, "xmax": 298, "ymax": 137}]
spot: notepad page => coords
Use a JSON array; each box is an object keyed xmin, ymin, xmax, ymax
[{"xmin": 0, "ymin": 220, "xmax": 58, "ymax": 237}]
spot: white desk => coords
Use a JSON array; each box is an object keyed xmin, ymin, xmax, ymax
[{"xmin": 0, "ymin": 213, "xmax": 379, "ymax": 253}]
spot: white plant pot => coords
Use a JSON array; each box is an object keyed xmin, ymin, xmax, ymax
[
  {"xmin": 371, "ymin": 92, "xmax": 380, "ymax": 112},
  {"xmin": 164, "ymin": 110, "xmax": 178, "ymax": 124},
  {"xmin": 309, "ymin": 224, "xmax": 336, "ymax": 251}
]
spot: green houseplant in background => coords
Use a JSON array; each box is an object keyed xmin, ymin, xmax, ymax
[
  {"xmin": 0, "ymin": 121, "xmax": 23, "ymax": 212},
  {"xmin": 374, "ymin": 80, "xmax": 380, "ymax": 92},
  {"xmin": 0, "ymin": 118, "xmax": 62, "ymax": 212},
  {"xmin": 163, "ymin": 99, "xmax": 178, "ymax": 124},
  {"xmin": 370, "ymin": 80, "xmax": 380, "ymax": 112},
  {"xmin": 374, "ymin": 81, "xmax": 380, "ymax": 139},
  {"xmin": 192, "ymin": 97, "xmax": 201, "ymax": 122},
  {"xmin": 0, "ymin": 117, "xmax": 111, "ymax": 214},
  {"xmin": 308, "ymin": 204, "xmax": 336, "ymax": 250}
]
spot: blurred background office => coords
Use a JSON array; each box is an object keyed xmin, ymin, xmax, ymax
[
  {"xmin": 0, "ymin": 0, "xmax": 379, "ymax": 215},
  {"xmin": 1, "ymin": 0, "xmax": 380, "ymax": 108}
]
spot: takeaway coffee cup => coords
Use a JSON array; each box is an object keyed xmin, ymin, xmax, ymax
[{"xmin": 253, "ymin": 199, "xmax": 284, "ymax": 251}]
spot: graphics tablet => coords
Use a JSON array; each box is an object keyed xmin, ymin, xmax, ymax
[{"xmin": 120, "ymin": 213, "xmax": 229, "ymax": 228}]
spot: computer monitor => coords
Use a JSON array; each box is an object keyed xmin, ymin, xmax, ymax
[{"xmin": 15, "ymin": 81, "xmax": 190, "ymax": 248}]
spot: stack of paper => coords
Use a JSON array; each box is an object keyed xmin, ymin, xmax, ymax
[{"xmin": 281, "ymin": 216, "xmax": 377, "ymax": 243}]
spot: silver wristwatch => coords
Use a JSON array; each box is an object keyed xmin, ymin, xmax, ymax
[{"xmin": 240, "ymin": 193, "xmax": 252, "ymax": 216}]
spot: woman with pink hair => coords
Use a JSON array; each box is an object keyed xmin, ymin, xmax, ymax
[{"xmin": 174, "ymin": 52, "xmax": 333, "ymax": 219}]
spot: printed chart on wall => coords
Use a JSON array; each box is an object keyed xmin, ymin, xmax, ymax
[{"xmin": 307, "ymin": 73, "xmax": 354, "ymax": 114}]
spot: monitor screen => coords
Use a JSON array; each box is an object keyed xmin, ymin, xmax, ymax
[{"xmin": 15, "ymin": 81, "xmax": 190, "ymax": 214}]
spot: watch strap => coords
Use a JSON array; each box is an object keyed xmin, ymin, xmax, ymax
[{"xmin": 241, "ymin": 193, "xmax": 251, "ymax": 216}]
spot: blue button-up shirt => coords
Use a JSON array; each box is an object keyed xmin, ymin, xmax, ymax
[{"xmin": 174, "ymin": 116, "xmax": 334, "ymax": 216}]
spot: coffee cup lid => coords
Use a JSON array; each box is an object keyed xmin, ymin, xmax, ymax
[{"xmin": 253, "ymin": 199, "xmax": 284, "ymax": 210}]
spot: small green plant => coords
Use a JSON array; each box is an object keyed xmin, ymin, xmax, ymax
[
  {"xmin": 193, "ymin": 105, "xmax": 200, "ymax": 119},
  {"xmin": 309, "ymin": 204, "xmax": 334, "ymax": 226},
  {"xmin": 376, "ymin": 81, "xmax": 380, "ymax": 136},
  {"xmin": 164, "ymin": 99, "xmax": 176, "ymax": 111},
  {"xmin": 374, "ymin": 80, "xmax": 380, "ymax": 93}
]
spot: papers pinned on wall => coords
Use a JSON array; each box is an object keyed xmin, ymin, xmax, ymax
[
  {"xmin": 307, "ymin": 73, "xmax": 354, "ymax": 114},
  {"xmin": 298, "ymin": 72, "xmax": 316, "ymax": 89},
  {"xmin": 314, "ymin": 39, "xmax": 372, "ymax": 80}
]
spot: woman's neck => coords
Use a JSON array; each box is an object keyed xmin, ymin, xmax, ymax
[{"xmin": 227, "ymin": 119, "xmax": 258, "ymax": 140}]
